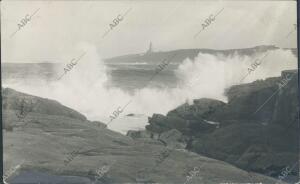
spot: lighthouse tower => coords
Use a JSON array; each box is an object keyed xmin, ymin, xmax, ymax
[{"xmin": 145, "ymin": 42, "xmax": 153, "ymax": 54}]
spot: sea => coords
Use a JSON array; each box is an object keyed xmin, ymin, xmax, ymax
[{"xmin": 2, "ymin": 49, "xmax": 297, "ymax": 134}]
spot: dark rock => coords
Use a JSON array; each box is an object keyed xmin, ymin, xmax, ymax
[
  {"xmin": 146, "ymin": 111, "xmax": 219, "ymax": 137},
  {"xmin": 167, "ymin": 98, "xmax": 225, "ymax": 120},
  {"xmin": 146, "ymin": 114, "xmax": 190, "ymax": 134},
  {"xmin": 144, "ymin": 70, "xmax": 299, "ymax": 181}
]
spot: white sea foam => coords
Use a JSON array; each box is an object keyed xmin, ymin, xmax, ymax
[{"xmin": 3, "ymin": 43, "xmax": 297, "ymax": 133}]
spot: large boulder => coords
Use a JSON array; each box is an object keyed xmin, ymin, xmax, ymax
[
  {"xmin": 167, "ymin": 98, "xmax": 226, "ymax": 120},
  {"xmin": 146, "ymin": 113, "xmax": 218, "ymax": 136},
  {"xmin": 146, "ymin": 113, "xmax": 190, "ymax": 134}
]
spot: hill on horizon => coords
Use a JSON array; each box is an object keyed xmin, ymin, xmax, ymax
[{"xmin": 104, "ymin": 45, "xmax": 297, "ymax": 65}]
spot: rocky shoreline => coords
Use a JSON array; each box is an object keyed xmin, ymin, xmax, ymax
[
  {"xmin": 3, "ymin": 70, "xmax": 298, "ymax": 183},
  {"xmin": 127, "ymin": 70, "xmax": 299, "ymax": 183}
]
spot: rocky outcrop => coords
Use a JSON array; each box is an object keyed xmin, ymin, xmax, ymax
[
  {"xmin": 146, "ymin": 114, "xmax": 191, "ymax": 134},
  {"xmin": 2, "ymin": 88, "xmax": 284, "ymax": 184},
  {"xmin": 2, "ymin": 88, "xmax": 87, "ymax": 121},
  {"xmin": 167, "ymin": 98, "xmax": 225, "ymax": 120},
  {"xmin": 145, "ymin": 70, "xmax": 299, "ymax": 182},
  {"xmin": 146, "ymin": 99, "xmax": 223, "ymax": 137}
]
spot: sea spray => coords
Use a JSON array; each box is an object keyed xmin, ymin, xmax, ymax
[{"xmin": 2, "ymin": 45, "xmax": 297, "ymax": 133}]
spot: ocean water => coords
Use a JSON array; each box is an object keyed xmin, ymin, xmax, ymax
[
  {"xmin": 2, "ymin": 49, "xmax": 297, "ymax": 134},
  {"xmin": 2, "ymin": 62, "xmax": 179, "ymax": 134},
  {"xmin": 2, "ymin": 63, "xmax": 178, "ymax": 92}
]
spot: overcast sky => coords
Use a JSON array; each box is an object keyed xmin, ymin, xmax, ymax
[{"xmin": 1, "ymin": 0, "xmax": 297, "ymax": 63}]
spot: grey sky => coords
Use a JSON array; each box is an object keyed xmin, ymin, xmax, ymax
[{"xmin": 1, "ymin": 0, "xmax": 297, "ymax": 63}]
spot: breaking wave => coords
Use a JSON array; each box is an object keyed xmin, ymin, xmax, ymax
[{"xmin": 3, "ymin": 43, "xmax": 297, "ymax": 129}]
